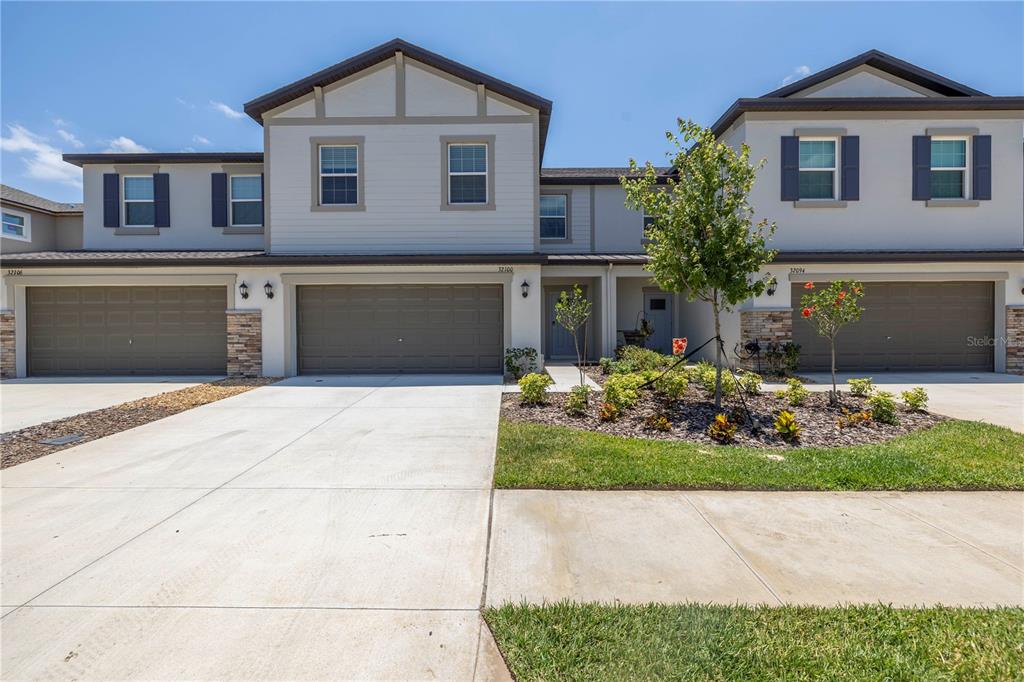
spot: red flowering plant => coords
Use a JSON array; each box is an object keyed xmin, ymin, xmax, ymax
[{"xmin": 800, "ymin": 280, "xmax": 865, "ymax": 403}]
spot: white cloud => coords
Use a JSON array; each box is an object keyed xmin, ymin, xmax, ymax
[
  {"xmin": 181, "ymin": 146, "xmax": 197, "ymax": 153},
  {"xmin": 0, "ymin": 124, "xmax": 82, "ymax": 188},
  {"xmin": 781, "ymin": 65, "xmax": 812, "ymax": 86},
  {"xmin": 56, "ymin": 129, "xmax": 84, "ymax": 149},
  {"xmin": 176, "ymin": 97, "xmax": 196, "ymax": 109},
  {"xmin": 52, "ymin": 117, "xmax": 69, "ymax": 128},
  {"xmin": 192, "ymin": 134, "xmax": 211, "ymax": 146},
  {"xmin": 106, "ymin": 136, "xmax": 151, "ymax": 153},
  {"xmin": 210, "ymin": 100, "xmax": 245, "ymax": 119}
]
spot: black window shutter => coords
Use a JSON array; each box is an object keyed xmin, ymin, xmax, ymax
[
  {"xmin": 153, "ymin": 173, "xmax": 170, "ymax": 227},
  {"xmin": 103, "ymin": 173, "xmax": 120, "ymax": 227},
  {"xmin": 840, "ymin": 136, "xmax": 859, "ymax": 201},
  {"xmin": 912, "ymin": 135, "xmax": 931, "ymax": 201},
  {"xmin": 973, "ymin": 135, "xmax": 992, "ymax": 200},
  {"xmin": 211, "ymin": 173, "xmax": 228, "ymax": 227},
  {"xmin": 258, "ymin": 173, "xmax": 265, "ymax": 225},
  {"xmin": 780, "ymin": 136, "xmax": 799, "ymax": 201}
]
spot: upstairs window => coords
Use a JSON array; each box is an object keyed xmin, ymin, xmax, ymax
[
  {"xmin": 230, "ymin": 175, "xmax": 263, "ymax": 226},
  {"xmin": 643, "ymin": 213, "xmax": 656, "ymax": 230},
  {"xmin": 319, "ymin": 145, "xmax": 358, "ymax": 205},
  {"xmin": 930, "ymin": 138, "xmax": 968, "ymax": 199},
  {"xmin": 2, "ymin": 211, "xmax": 29, "ymax": 241},
  {"xmin": 448, "ymin": 143, "xmax": 488, "ymax": 204},
  {"xmin": 123, "ymin": 175, "xmax": 155, "ymax": 226},
  {"xmin": 540, "ymin": 194, "xmax": 568, "ymax": 239},
  {"xmin": 798, "ymin": 138, "xmax": 837, "ymax": 199}
]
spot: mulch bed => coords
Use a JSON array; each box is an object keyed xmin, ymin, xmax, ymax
[
  {"xmin": 1, "ymin": 377, "xmax": 280, "ymax": 469},
  {"xmin": 502, "ymin": 381, "xmax": 944, "ymax": 449}
]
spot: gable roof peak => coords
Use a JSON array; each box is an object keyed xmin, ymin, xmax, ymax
[{"xmin": 763, "ymin": 49, "xmax": 988, "ymax": 98}]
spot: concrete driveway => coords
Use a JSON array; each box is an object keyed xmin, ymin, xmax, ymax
[
  {"xmin": 777, "ymin": 372, "xmax": 1024, "ymax": 432},
  {"xmin": 0, "ymin": 376, "xmax": 219, "ymax": 433},
  {"xmin": 1, "ymin": 375, "xmax": 509, "ymax": 681}
]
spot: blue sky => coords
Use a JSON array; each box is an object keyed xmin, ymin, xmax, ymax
[{"xmin": 2, "ymin": 1, "xmax": 1021, "ymax": 203}]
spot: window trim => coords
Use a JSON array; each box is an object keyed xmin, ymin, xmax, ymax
[
  {"xmin": 797, "ymin": 136, "xmax": 839, "ymax": 201},
  {"xmin": 1, "ymin": 208, "xmax": 31, "ymax": 242},
  {"xmin": 929, "ymin": 135, "xmax": 970, "ymax": 200},
  {"xmin": 539, "ymin": 192, "xmax": 570, "ymax": 241},
  {"xmin": 309, "ymin": 136, "xmax": 365, "ymax": 212},
  {"xmin": 229, "ymin": 174, "xmax": 264, "ymax": 227},
  {"xmin": 440, "ymin": 135, "xmax": 495, "ymax": 211},
  {"xmin": 122, "ymin": 174, "xmax": 156, "ymax": 227}
]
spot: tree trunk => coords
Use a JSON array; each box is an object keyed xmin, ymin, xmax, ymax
[
  {"xmin": 713, "ymin": 304, "xmax": 723, "ymax": 409},
  {"xmin": 581, "ymin": 322, "xmax": 589, "ymax": 387},
  {"xmin": 830, "ymin": 338, "xmax": 838, "ymax": 404}
]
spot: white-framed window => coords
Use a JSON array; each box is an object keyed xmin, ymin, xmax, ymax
[
  {"xmin": 540, "ymin": 194, "xmax": 568, "ymax": 239},
  {"xmin": 930, "ymin": 137, "xmax": 969, "ymax": 199},
  {"xmin": 319, "ymin": 145, "xmax": 358, "ymax": 205},
  {"xmin": 123, "ymin": 175, "xmax": 155, "ymax": 226},
  {"xmin": 1, "ymin": 209, "xmax": 30, "ymax": 242},
  {"xmin": 448, "ymin": 143, "xmax": 488, "ymax": 204},
  {"xmin": 798, "ymin": 137, "xmax": 838, "ymax": 200},
  {"xmin": 230, "ymin": 175, "xmax": 263, "ymax": 226}
]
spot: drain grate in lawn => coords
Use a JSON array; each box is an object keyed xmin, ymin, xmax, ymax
[{"xmin": 1, "ymin": 377, "xmax": 280, "ymax": 469}]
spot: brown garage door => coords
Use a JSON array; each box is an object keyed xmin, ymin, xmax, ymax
[
  {"xmin": 298, "ymin": 284, "xmax": 503, "ymax": 373},
  {"xmin": 28, "ymin": 286, "xmax": 227, "ymax": 376},
  {"xmin": 792, "ymin": 281, "xmax": 993, "ymax": 371}
]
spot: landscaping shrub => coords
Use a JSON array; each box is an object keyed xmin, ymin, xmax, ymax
[
  {"xmin": 518, "ymin": 372, "xmax": 552, "ymax": 406},
  {"xmin": 653, "ymin": 372, "xmax": 689, "ymax": 400},
  {"xmin": 867, "ymin": 391, "xmax": 899, "ymax": 425},
  {"xmin": 598, "ymin": 357, "xmax": 615, "ymax": 375},
  {"xmin": 691, "ymin": 361, "xmax": 736, "ymax": 397},
  {"xmin": 847, "ymin": 377, "xmax": 875, "ymax": 397},
  {"xmin": 707, "ymin": 413, "xmax": 737, "ymax": 443},
  {"xmin": 737, "ymin": 370, "xmax": 762, "ymax": 396},
  {"xmin": 901, "ymin": 387, "xmax": 929, "ymax": 411},
  {"xmin": 837, "ymin": 409, "xmax": 873, "ymax": 429},
  {"xmin": 603, "ymin": 373, "xmax": 645, "ymax": 411},
  {"xmin": 504, "ymin": 347, "xmax": 538, "ymax": 380},
  {"xmin": 614, "ymin": 345, "xmax": 671, "ymax": 374},
  {"xmin": 783, "ymin": 378, "xmax": 809, "ymax": 407},
  {"xmin": 599, "ymin": 401, "xmax": 620, "ymax": 422},
  {"xmin": 644, "ymin": 413, "xmax": 672, "ymax": 432},
  {"xmin": 564, "ymin": 385, "xmax": 590, "ymax": 416},
  {"xmin": 774, "ymin": 410, "xmax": 801, "ymax": 442}
]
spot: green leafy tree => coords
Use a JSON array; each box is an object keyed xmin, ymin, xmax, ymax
[
  {"xmin": 554, "ymin": 284, "xmax": 593, "ymax": 387},
  {"xmin": 799, "ymin": 280, "xmax": 866, "ymax": 403},
  {"xmin": 622, "ymin": 119, "xmax": 777, "ymax": 408}
]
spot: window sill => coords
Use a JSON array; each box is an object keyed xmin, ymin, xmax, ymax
[
  {"xmin": 440, "ymin": 202, "xmax": 496, "ymax": 212},
  {"xmin": 926, "ymin": 199, "xmax": 979, "ymax": 208},
  {"xmin": 793, "ymin": 200, "xmax": 847, "ymax": 208},
  {"xmin": 311, "ymin": 204, "xmax": 365, "ymax": 212},
  {"xmin": 2, "ymin": 233, "xmax": 31, "ymax": 242},
  {"xmin": 540, "ymin": 237, "xmax": 571, "ymax": 243},
  {"xmin": 224, "ymin": 226, "xmax": 264, "ymax": 235},
  {"xmin": 115, "ymin": 227, "xmax": 160, "ymax": 235}
]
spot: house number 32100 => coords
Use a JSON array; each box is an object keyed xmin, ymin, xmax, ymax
[{"xmin": 497, "ymin": 266, "xmax": 514, "ymax": 273}]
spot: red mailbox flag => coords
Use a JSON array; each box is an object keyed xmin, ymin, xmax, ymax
[{"xmin": 672, "ymin": 338, "xmax": 688, "ymax": 356}]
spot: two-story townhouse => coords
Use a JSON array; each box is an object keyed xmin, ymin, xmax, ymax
[{"xmin": 1, "ymin": 41, "xmax": 1021, "ymax": 379}]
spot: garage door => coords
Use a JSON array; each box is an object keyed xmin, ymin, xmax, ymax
[
  {"xmin": 792, "ymin": 281, "xmax": 993, "ymax": 371},
  {"xmin": 27, "ymin": 286, "xmax": 227, "ymax": 376},
  {"xmin": 298, "ymin": 284, "xmax": 503, "ymax": 373}
]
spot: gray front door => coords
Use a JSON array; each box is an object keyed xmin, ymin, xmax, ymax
[
  {"xmin": 792, "ymin": 281, "xmax": 994, "ymax": 371},
  {"xmin": 27, "ymin": 286, "xmax": 227, "ymax": 376},
  {"xmin": 547, "ymin": 289, "xmax": 581, "ymax": 359},
  {"xmin": 643, "ymin": 291, "xmax": 673, "ymax": 354},
  {"xmin": 297, "ymin": 284, "xmax": 503, "ymax": 373}
]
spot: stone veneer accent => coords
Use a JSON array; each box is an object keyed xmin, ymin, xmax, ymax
[
  {"xmin": 0, "ymin": 310, "xmax": 14, "ymax": 379},
  {"xmin": 226, "ymin": 310, "xmax": 262, "ymax": 377},
  {"xmin": 738, "ymin": 309, "xmax": 793, "ymax": 371},
  {"xmin": 1007, "ymin": 306, "xmax": 1024, "ymax": 375}
]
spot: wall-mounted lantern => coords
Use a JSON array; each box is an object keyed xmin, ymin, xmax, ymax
[
  {"xmin": 521, "ymin": 280, "xmax": 530, "ymax": 298},
  {"xmin": 264, "ymin": 281, "xmax": 275, "ymax": 299},
  {"xmin": 239, "ymin": 281, "xmax": 249, "ymax": 300},
  {"xmin": 766, "ymin": 277, "xmax": 778, "ymax": 297}
]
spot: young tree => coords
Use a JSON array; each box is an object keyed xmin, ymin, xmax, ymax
[
  {"xmin": 622, "ymin": 119, "xmax": 777, "ymax": 408},
  {"xmin": 799, "ymin": 280, "xmax": 865, "ymax": 403},
  {"xmin": 554, "ymin": 284, "xmax": 593, "ymax": 387}
]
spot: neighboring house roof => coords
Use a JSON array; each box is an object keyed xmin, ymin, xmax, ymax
[
  {"xmin": 541, "ymin": 167, "xmax": 672, "ymax": 185},
  {"xmin": 0, "ymin": 185, "xmax": 83, "ymax": 215},
  {"xmin": 242, "ymin": 38, "xmax": 554, "ymax": 161},
  {"xmin": 62, "ymin": 152, "xmax": 264, "ymax": 167},
  {"xmin": 763, "ymin": 49, "xmax": 988, "ymax": 99}
]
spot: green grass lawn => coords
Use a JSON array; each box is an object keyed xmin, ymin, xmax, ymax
[
  {"xmin": 484, "ymin": 602, "xmax": 1024, "ymax": 681},
  {"xmin": 495, "ymin": 420, "xmax": 1024, "ymax": 490}
]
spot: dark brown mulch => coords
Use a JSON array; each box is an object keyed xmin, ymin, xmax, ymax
[
  {"xmin": 502, "ymin": 386, "xmax": 945, "ymax": 449},
  {"xmin": 1, "ymin": 377, "xmax": 281, "ymax": 469}
]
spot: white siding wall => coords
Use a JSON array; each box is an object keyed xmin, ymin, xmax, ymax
[
  {"xmin": 592, "ymin": 185, "xmax": 644, "ymax": 253},
  {"xmin": 323, "ymin": 65, "xmax": 397, "ymax": 117},
  {"xmin": 735, "ymin": 114, "xmax": 1024, "ymax": 251}
]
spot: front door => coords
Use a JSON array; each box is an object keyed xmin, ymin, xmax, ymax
[
  {"xmin": 547, "ymin": 289, "xmax": 582, "ymax": 359},
  {"xmin": 643, "ymin": 291, "xmax": 673, "ymax": 354}
]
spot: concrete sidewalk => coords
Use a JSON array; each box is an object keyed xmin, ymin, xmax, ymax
[
  {"xmin": 486, "ymin": 490, "xmax": 1024, "ymax": 607},
  {"xmin": 502, "ymin": 363, "xmax": 601, "ymax": 393}
]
